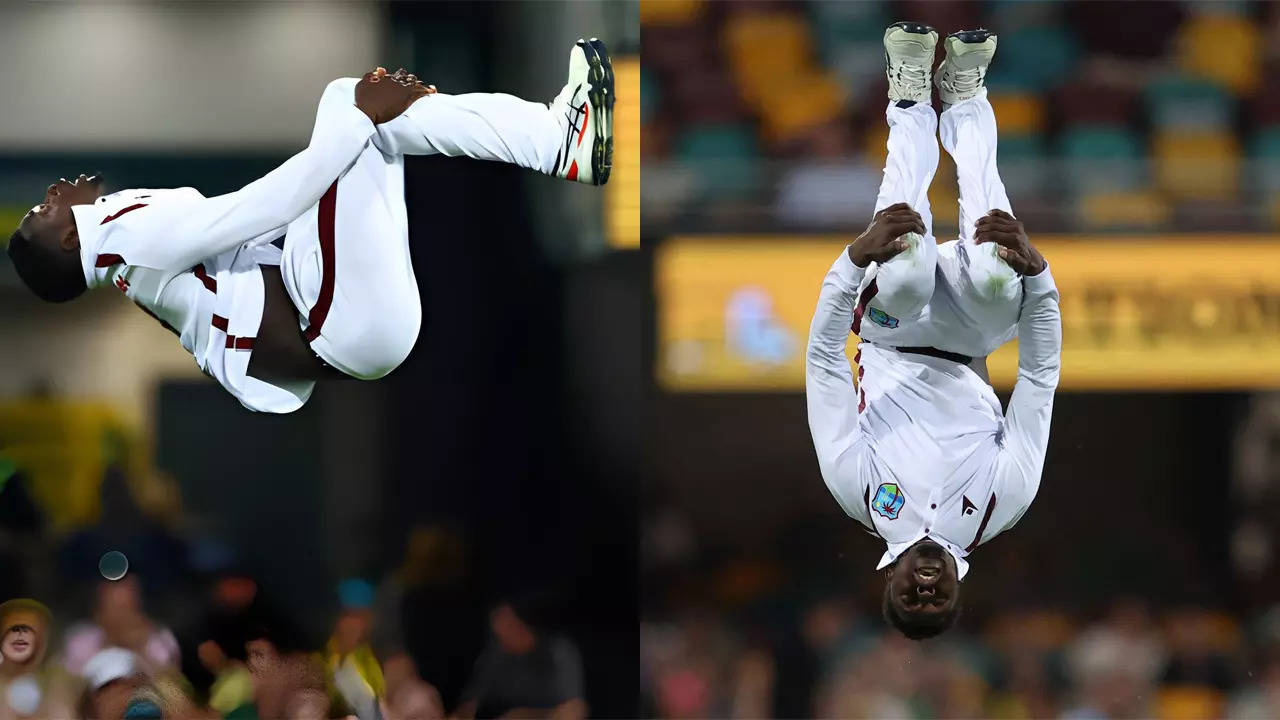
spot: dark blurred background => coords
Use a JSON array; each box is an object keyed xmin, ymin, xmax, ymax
[
  {"xmin": 642, "ymin": 1, "xmax": 1280, "ymax": 718},
  {"xmin": 0, "ymin": 1, "xmax": 640, "ymax": 717}
]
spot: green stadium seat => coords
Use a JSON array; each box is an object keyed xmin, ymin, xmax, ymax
[
  {"xmin": 1057, "ymin": 127, "xmax": 1146, "ymax": 192},
  {"xmin": 1144, "ymin": 74, "xmax": 1233, "ymax": 131},
  {"xmin": 675, "ymin": 125, "xmax": 763, "ymax": 199},
  {"xmin": 641, "ymin": 65, "xmax": 659, "ymax": 125},
  {"xmin": 989, "ymin": 26, "xmax": 1080, "ymax": 90},
  {"xmin": 1248, "ymin": 128, "xmax": 1280, "ymax": 192}
]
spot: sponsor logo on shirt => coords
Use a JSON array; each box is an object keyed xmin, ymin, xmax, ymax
[
  {"xmin": 871, "ymin": 482, "xmax": 905, "ymax": 520},
  {"xmin": 867, "ymin": 306, "xmax": 900, "ymax": 329}
]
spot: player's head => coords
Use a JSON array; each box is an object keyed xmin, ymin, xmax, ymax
[
  {"xmin": 882, "ymin": 538, "xmax": 960, "ymax": 640},
  {"xmin": 7, "ymin": 174, "xmax": 105, "ymax": 303}
]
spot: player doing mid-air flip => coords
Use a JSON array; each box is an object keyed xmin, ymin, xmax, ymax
[
  {"xmin": 806, "ymin": 23, "xmax": 1061, "ymax": 639},
  {"xmin": 7, "ymin": 39, "xmax": 614, "ymax": 413}
]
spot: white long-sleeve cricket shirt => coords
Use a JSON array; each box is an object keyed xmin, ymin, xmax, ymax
[{"xmin": 805, "ymin": 248, "xmax": 1061, "ymax": 579}]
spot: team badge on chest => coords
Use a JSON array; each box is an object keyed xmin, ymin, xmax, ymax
[
  {"xmin": 871, "ymin": 482, "xmax": 905, "ymax": 520},
  {"xmin": 867, "ymin": 306, "xmax": 899, "ymax": 329}
]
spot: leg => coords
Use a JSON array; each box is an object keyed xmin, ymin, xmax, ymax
[
  {"xmin": 279, "ymin": 139, "xmax": 422, "ymax": 380},
  {"xmin": 939, "ymin": 87, "xmax": 1020, "ymax": 306},
  {"xmin": 865, "ymin": 101, "xmax": 940, "ymax": 323},
  {"xmin": 373, "ymin": 92, "xmax": 563, "ymax": 174},
  {"xmin": 371, "ymin": 38, "xmax": 615, "ymax": 185}
]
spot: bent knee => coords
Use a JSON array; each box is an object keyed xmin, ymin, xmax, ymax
[{"xmin": 873, "ymin": 273, "xmax": 934, "ymax": 319}]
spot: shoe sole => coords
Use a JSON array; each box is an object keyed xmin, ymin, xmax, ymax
[
  {"xmin": 947, "ymin": 28, "xmax": 993, "ymax": 44},
  {"xmin": 889, "ymin": 20, "xmax": 936, "ymax": 37},
  {"xmin": 580, "ymin": 38, "xmax": 614, "ymax": 186}
]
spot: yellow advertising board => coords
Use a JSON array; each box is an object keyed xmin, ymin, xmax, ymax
[
  {"xmin": 657, "ymin": 235, "xmax": 1280, "ymax": 391},
  {"xmin": 606, "ymin": 56, "xmax": 640, "ymax": 249}
]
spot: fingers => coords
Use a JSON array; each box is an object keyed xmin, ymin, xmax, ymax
[
  {"xmin": 974, "ymin": 229, "xmax": 1022, "ymax": 248},
  {"xmin": 881, "ymin": 212, "xmax": 926, "ymax": 236},
  {"xmin": 884, "ymin": 219, "xmax": 925, "ymax": 239}
]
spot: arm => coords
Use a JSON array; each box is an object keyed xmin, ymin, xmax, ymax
[
  {"xmin": 806, "ymin": 205, "xmax": 923, "ymax": 521},
  {"xmin": 998, "ymin": 266, "xmax": 1061, "ymax": 496},
  {"xmin": 975, "ymin": 210, "xmax": 1060, "ymax": 525}
]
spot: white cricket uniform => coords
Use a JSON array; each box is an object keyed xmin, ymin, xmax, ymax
[
  {"xmin": 805, "ymin": 88, "xmax": 1062, "ymax": 579},
  {"xmin": 72, "ymin": 78, "xmax": 564, "ymax": 413}
]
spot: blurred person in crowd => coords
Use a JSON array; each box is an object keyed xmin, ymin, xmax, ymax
[
  {"xmin": 64, "ymin": 576, "xmax": 181, "ymax": 678},
  {"xmin": 455, "ymin": 599, "xmax": 586, "ymax": 720},
  {"xmin": 0, "ymin": 599, "xmax": 75, "ymax": 718},
  {"xmin": 1161, "ymin": 607, "xmax": 1241, "ymax": 692},
  {"xmin": 807, "ymin": 23, "xmax": 1059, "ymax": 642},
  {"xmin": 1062, "ymin": 603, "xmax": 1164, "ymax": 720},
  {"xmin": 6, "ymin": 40, "xmax": 614, "ymax": 415},
  {"xmin": 381, "ymin": 678, "xmax": 444, "ymax": 720},
  {"xmin": 324, "ymin": 578, "xmax": 385, "ymax": 716},
  {"xmin": 376, "ymin": 525, "xmax": 482, "ymax": 708},
  {"xmin": 77, "ymin": 646, "xmax": 202, "ymax": 720},
  {"xmin": 180, "ymin": 570, "xmax": 260, "ymax": 714},
  {"xmin": 243, "ymin": 614, "xmax": 329, "ymax": 720}
]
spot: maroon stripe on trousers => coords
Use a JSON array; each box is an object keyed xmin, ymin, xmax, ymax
[
  {"xmin": 851, "ymin": 279, "xmax": 879, "ymax": 335},
  {"xmin": 302, "ymin": 180, "xmax": 339, "ymax": 342},
  {"xmin": 96, "ymin": 254, "xmax": 125, "ymax": 268}
]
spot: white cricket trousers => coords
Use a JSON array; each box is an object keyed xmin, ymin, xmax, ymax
[
  {"xmin": 278, "ymin": 78, "xmax": 563, "ymax": 379},
  {"xmin": 854, "ymin": 88, "xmax": 1024, "ymax": 359}
]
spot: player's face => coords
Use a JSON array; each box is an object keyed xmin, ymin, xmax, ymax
[
  {"xmin": 888, "ymin": 539, "xmax": 959, "ymax": 618},
  {"xmin": 1, "ymin": 623, "xmax": 37, "ymax": 664},
  {"xmin": 17, "ymin": 174, "xmax": 105, "ymax": 249}
]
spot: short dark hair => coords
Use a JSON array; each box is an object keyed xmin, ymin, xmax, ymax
[
  {"xmin": 6, "ymin": 228, "xmax": 88, "ymax": 303},
  {"xmin": 882, "ymin": 579, "xmax": 960, "ymax": 640}
]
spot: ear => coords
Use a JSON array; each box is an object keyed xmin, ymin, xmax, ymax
[{"xmin": 60, "ymin": 225, "xmax": 79, "ymax": 251}]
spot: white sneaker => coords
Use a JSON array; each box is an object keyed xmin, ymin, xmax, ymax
[
  {"xmin": 935, "ymin": 29, "xmax": 997, "ymax": 105},
  {"xmin": 551, "ymin": 38, "xmax": 614, "ymax": 185},
  {"xmin": 884, "ymin": 21, "xmax": 938, "ymax": 104}
]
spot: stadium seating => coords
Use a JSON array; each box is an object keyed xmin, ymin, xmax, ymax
[{"xmin": 642, "ymin": 0, "xmax": 1279, "ymax": 230}]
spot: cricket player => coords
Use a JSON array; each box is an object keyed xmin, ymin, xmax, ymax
[
  {"xmin": 806, "ymin": 24, "xmax": 1061, "ymax": 639},
  {"xmin": 7, "ymin": 39, "xmax": 614, "ymax": 413}
]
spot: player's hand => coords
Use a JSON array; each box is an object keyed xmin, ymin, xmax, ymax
[
  {"xmin": 847, "ymin": 202, "xmax": 927, "ymax": 268},
  {"xmin": 389, "ymin": 68, "xmax": 437, "ymax": 94},
  {"xmin": 356, "ymin": 68, "xmax": 432, "ymax": 125},
  {"xmin": 975, "ymin": 209, "xmax": 1045, "ymax": 276}
]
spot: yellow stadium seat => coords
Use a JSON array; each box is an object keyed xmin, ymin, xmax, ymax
[
  {"xmin": 1152, "ymin": 131, "xmax": 1239, "ymax": 200},
  {"xmin": 1155, "ymin": 686, "xmax": 1223, "ymax": 720},
  {"xmin": 989, "ymin": 92, "xmax": 1045, "ymax": 136},
  {"xmin": 723, "ymin": 12, "xmax": 812, "ymax": 107},
  {"xmin": 640, "ymin": 0, "xmax": 706, "ymax": 26},
  {"xmin": 758, "ymin": 73, "xmax": 846, "ymax": 141},
  {"xmin": 1078, "ymin": 189, "xmax": 1172, "ymax": 230},
  {"xmin": 1176, "ymin": 14, "xmax": 1261, "ymax": 95}
]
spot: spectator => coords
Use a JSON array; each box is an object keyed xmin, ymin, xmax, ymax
[
  {"xmin": 244, "ymin": 614, "xmax": 328, "ymax": 720},
  {"xmin": 63, "ymin": 576, "xmax": 181, "ymax": 678},
  {"xmin": 455, "ymin": 600, "xmax": 586, "ymax": 720},
  {"xmin": 0, "ymin": 598, "xmax": 75, "ymax": 718},
  {"xmin": 324, "ymin": 578, "xmax": 385, "ymax": 716}
]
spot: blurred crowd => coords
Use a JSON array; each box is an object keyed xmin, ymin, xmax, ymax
[
  {"xmin": 0, "ymin": 469, "xmax": 586, "ymax": 720},
  {"xmin": 642, "ymin": 0, "xmax": 1280, "ymax": 234},
  {"xmin": 643, "ymin": 570, "xmax": 1280, "ymax": 719}
]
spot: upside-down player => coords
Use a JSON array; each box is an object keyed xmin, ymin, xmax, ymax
[
  {"xmin": 7, "ymin": 40, "xmax": 613, "ymax": 412},
  {"xmin": 806, "ymin": 24, "xmax": 1061, "ymax": 639}
]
